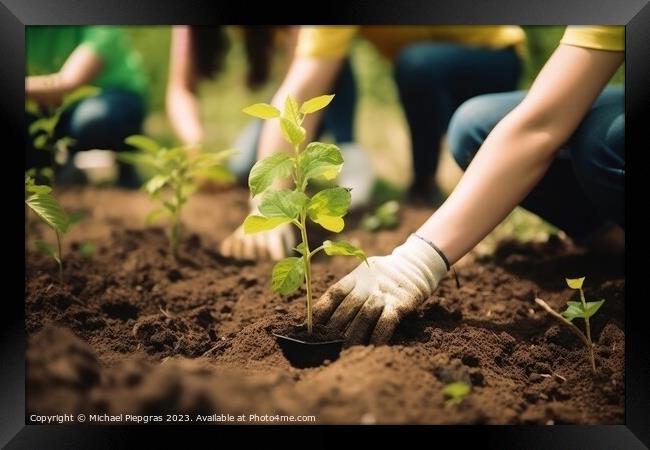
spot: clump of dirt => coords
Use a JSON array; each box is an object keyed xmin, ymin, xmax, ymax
[{"xmin": 25, "ymin": 187, "xmax": 625, "ymax": 424}]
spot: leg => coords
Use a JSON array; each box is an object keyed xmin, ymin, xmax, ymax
[
  {"xmin": 59, "ymin": 89, "xmax": 146, "ymax": 188},
  {"xmin": 320, "ymin": 57, "xmax": 356, "ymax": 144},
  {"xmin": 394, "ymin": 43, "xmax": 521, "ymax": 200},
  {"xmin": 570, "ymin": 86, "xmax": 624, "ymax": 228},
  {"xmin": 448, "ymin": 88, "xmax": 623, "ymax": 240}
]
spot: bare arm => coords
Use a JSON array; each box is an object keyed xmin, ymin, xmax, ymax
[
  {"xmin": 417, "ymin": 44, "xmax": 624, "ymax": 264},
  {"xmin": 257, "ymin": 56, "xmax": 344, "ymax": 160},
  {"xmin": 26, "ymin": 45, "xmax": 104, "ymax": 107},
  {"xmin": 166, "ymin": 26, "xmax": 204, "ymax": 146}
]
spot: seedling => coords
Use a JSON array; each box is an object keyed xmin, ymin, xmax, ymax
[
  {"xmin": 117, "ymin": 135, "xmax": 235, "ymax": 257},
  {"xmin": 27, "ymin": 86, "xmax": 101, "ymax": 184},
  {"xmin": 242, "ymin": 94, "xmax": 367, "ymax": 334},
  {"xmin": 361, "ymin": 200, "xmax": 400, "ymax": 232},
  {"xmin": 535, "ymin": 277, "xmax": 605, "ymax": 374},
  {"xmin": 442, "ymin": 381, "xmax": 471, "ymax": 407},
  {"xmin": 25, "ymin": 173, "xmax": 75, "ymax": 282}
]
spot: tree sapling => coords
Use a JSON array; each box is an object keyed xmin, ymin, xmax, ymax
[
  {"xmin": 25, "ymin": 173, "xmax": 75, "ymax": 282},
  {"xmin": 242, "ymin": 94, "xmax": 367, "ymax": 335},
  {"xmin": 27, "ymin": 86, "xmax": 101, "ymax": 184},
  {"xmin": 535, "ymin": 277, "xmax": 605, "ymax": 374},
  {"xmin": 117, "ymin": 135, "xmax": 235, "ymax": 256}
]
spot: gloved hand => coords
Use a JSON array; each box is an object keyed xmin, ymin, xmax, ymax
[
  {"xmin": 219, "ymin": 197, "xmax": 296, "ymax": 261},
  {"xmin": 313, "ymin": 234, "xmax": 449, "ymax": 345}
]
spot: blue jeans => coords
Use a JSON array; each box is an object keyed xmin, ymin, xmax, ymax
[
  {"xmin": 448, "ymin": 86, "xmax": 624, "ymax": 240},
  {"xmin": 393, "ymin": 43, "xmax": 522, "ymax": 196},
  {"xmin": 229, "ymin": 58, "xmax": 357, "ymax": 182},
  {"xmin": 26, "ymin": 88, "xmax": 146, "ymax": 188}
]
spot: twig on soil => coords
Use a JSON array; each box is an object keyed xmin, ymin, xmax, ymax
[
  {"xmin": 534, "ymin": 298, "xmax": 591, "ymax": 348},
  {"xmin": 201, "ymin": 343, "xmax": 221, "ymax": 357}
]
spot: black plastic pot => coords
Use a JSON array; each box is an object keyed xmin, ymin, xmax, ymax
[{"xmin": 272, "ymin": 332, "xmax": 344, "ymax": 368}]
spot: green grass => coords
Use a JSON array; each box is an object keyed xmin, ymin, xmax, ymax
[{"xmin": 122, "ymin": 26, "xmax": 622, "ymax": 245}]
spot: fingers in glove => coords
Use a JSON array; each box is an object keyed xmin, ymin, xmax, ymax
[
  {"xmin": 369, "ymin": 306, "xmax": 401, "ymax": 345},
  {"xmin": 326, "ymin": 291, "xmax": 366, "ymax": 333},
  {"xmin": 313, "ymin": 274, "xmax": 356, "ymax": 324},
  {"xmin": 242, "ymin": 235, "xmax": 257, "ymax": 260},
  {"xmin": 219, "ymin": 236, "xmax": 233, "ymax": 257},
  {"xmin": 344, "ymin": 295, "xmax": 385, "ymax": 347},
  {"xmin": 254, "ymin": 233, "xmax": 269, "ymax": 260}
]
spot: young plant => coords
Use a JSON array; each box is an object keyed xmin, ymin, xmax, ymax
[
  {"xmin": 27, "ymin": 86, "xmax": 101, "ymax": 184},
  {"xmin": 535, "ymin": 277, "xmax": 605, "ymax": 374},
  {"xmin": 25, "ymin": 173, "xmax": 75, "ymax": 282},
  {"xmin": 361, "ymin": 200, "xmax": 400, "ymax": 232},
  {"xmin": 242, "ymin": 94, "xmax": 367, "ymax": 334},
  {"xmin": 117, "ymin": 135, "xmax": 235, "ymax": 257},
  {"xmin": 442, "ymin": 381, "xmax": 471, "ymax": 407}
]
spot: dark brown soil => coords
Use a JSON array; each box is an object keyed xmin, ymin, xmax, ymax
[{"xmin": 25, "ymin": 187, "xmax": 625, "ymax": 424}]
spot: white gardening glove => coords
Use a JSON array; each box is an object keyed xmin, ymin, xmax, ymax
[
  {"xmin": 219, "ymin": 196, "xmax": 296, "ymax": 261},
  {"xmin": 313, "ymin": 234, "xmax": 449, "ymax": 345},
  {"xmin": 337, "ymin": 143, "xmax": 376, "ymax": 211}
]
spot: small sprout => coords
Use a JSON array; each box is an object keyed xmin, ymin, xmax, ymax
[
  {"xmin": 117, "ymin": 135, "xmax": 235, "ymax": 257},
  {"xmin": 25, "ymin": 174, "xmax": 75, "ymax": 282},
  {"xmin": 27, "ymin": 86, "xmax": 100, "ymax": 185},
  {"xmin": 535, "ymin": 276, "xmax": 605, "ymax": 374},
  {"xmin": 242, "ymin": 94, "xmax": 366, "ymax": 334},
  {"xmin": 77, "ymin": 242, "xmax": 96, "ymax": 259},
  {"xmin": 361, "ymin": 200, "xmax": 400, "ymax": 232},
  {"xmin": 442, "ymin": 381, "xmax": 471, "ymax": 407}
]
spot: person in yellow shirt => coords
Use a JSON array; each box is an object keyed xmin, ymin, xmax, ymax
[
  {"xmin": 311, "ymin": 26, "xmax": 624, "ymax": 346},
  {"xmin": 221, "ymin": 25, "xmax": 526, "ymax": 260}
]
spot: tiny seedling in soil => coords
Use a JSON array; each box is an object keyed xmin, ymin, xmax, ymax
[
  {"xmin": 117, "ymin": 135, "xmax": 235, "ymax": 257},
  {"xmin": 27, "ymin": 86, "xmax": 101, "ymax": 184},
  {"xmin": 442, "ymin": 381, "xmax": 471, "ymax": 407},
  {"xmin": 25, "ymin": 173, "xmax": 77, "ymax": 282},
  {"xmin": 361, "ymin": 200, "xmax": 400, "ymax": 232},
  {"xmin": 242, "ymin": 94, "xmax": 367, "ymax": 334},
  {"xmin": 535, "ymin": 277, "xmax": 605, "ymax": 374}
]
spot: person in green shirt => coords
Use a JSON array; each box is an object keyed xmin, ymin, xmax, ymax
[{"xmin": 26, "ymin": 26, "xmax": 149, "ymax": 187}]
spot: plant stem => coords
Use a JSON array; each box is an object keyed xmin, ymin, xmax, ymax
[
  {"xmin": 299, "ymin": 210, "xmax": 313, "ymax": 334},
  {"xmin": 55, "ymin": 231, "xmax": 63, "ymax": 283},
  {"xmin": 579, "ymin": 288, "xmax": 596, "ymax": 374}
]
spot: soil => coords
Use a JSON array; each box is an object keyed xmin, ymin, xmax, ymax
[{"xmin": 25, "ymin": 186, "xmax": 625, "ymax": 424}]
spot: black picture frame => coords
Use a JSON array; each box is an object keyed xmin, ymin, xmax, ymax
[{"xmin": 2, "ymin": 0, "xmax": 648, "ymax": 447}]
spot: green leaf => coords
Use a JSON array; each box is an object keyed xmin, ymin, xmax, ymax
[
  {"xmin": 442, "ymin": 381, "xmax": 471, "ymax": 406},
  {"xmin": 300, "ymin": 94, "xmax": 335, "ymax": 114},
  {"xmin": 248, "ymin": 153, "xmax": 294, "ymax": 196},
  {"xmin": 242, "ymin": 103, "xmax": 280, "ymax": 119},
  {"xmin": 145, "ymin": 208, "xmax": 167, "ymax": 225},
  {"xmin": 26, "ymin": 193, "xmax": 70, "ymax": 234},
  {"xmin": 566, "ymin": 277, "xmax": 585, "ymax": 289},
  {"xmin": 271, "ymin": 257, "xmax": 305, "ymax": 295},
  {"xmin": 283, "ymin": 95, "xmax": 300, "ymax": 125},
  {"xmin": 258, "ymin": 189, "xmax": 308, "ymax": 220},
  {"xmin": 33, "ymin": 134, "xmax": 49, "ymax": 150},
  {"xmin": 68, "ymin": 211, "xmax": 85, "ymax": 226},
  {"xmin": 55, "ymin": 136, "xmax": 76, "ymax": 151},
  {"xmin": 243, "ymin": 215, "xmax": 292, "ymax": 234},
  {"xmin": 312, "ymin": 215, "xmax": 344, "ymax": 233},
  {"xmin": 60, "ymin": 86, "xmax": 101, "ymax": 112},
  {"xmin": 307, "ymin": 187, "xmax": 351, "ymax": 218},
  {"xmin": 115, "ymin": 152, "xmax": 158, "ymax": 171},
  {"xmin": 35, "ymin": 240, "xmax": 60, "ymax": 263},
  {"xmin": 29, "ymin": 117, "xmax": 56, "ymax": 136},
  {"xmin": 561, "ymin": 299, "xmax": 605, "ymax": 321},
  {"xmin": 323, "ymin": 240, "xmax": 367, "ymax": 262},
  {"xmin": 294, "ymin": 242, "xmax": 307, "ymax": 255},
  {"xmin": 299, "ymin": 142, "xmax": 343, "ymax": 185},
  {"xmin": 25, "ymin": 99, "xmax": 40, "ymax": 116},
  {"xmin": 78, "ymin": 242, "xmax": 96, "ymax": 259},
  {"xmin": 192, "ymin": 149, "xmax": 238, "ymax": 169},
  {"xmin": 125, "ymin": 135, "xmax": 160, "ymax": 154},
  {"xmin": 194, "ymin": 166, "xmax": 235, "ymax": 183},
  {"xmin": 145, "ymin": 174, "xmax": 169, "ymax": 196},
  {"xmin": 279, "ymin": 117, "xmax": 306, "ymax": 147},
  {"xmin": 25, "ymin": 184, "xmax": 52, "ymax": 195}
]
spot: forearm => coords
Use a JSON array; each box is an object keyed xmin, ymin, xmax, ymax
[
  {"xmin": 166, "ymin": 88, "xmax": 204, "ymax": 145},
  {"xmin": 26, "ymin": 74, "xmax": 75, "ymax": 106},
  {"xmin": 417, "ymin": 113, "xmax": 556, "ymax": 264}
]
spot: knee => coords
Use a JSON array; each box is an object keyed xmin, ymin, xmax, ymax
[
  {"xmin": 447, "ymin": 96, "xmax": 495, "ymax": 169},
  {"xmin": 67, "ymin": 96, "xmax": 112, "ymax": 139},
  {"xmin": 571, "ymin": 112, "xmax": 624, "ymax": 185}
]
